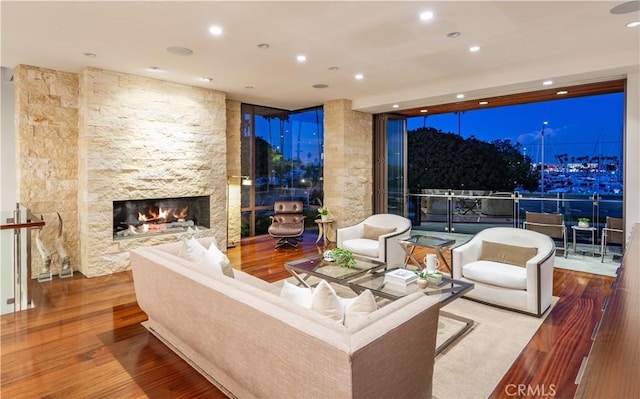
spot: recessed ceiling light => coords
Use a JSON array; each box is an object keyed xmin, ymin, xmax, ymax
[
  {"xmin": 147, "ymin": 66, "xmax": 162, "ymax": 72},
  {"xmin": 257, "ymin": 43, "xmax": 270, "ymax": 49},
  {"xmin": 419, "ymin": 11, "xmax": 434, "ymax": 21},
  {"xmin": 627, "ymin": 21, "xmax": 640, "ymax": 28},
  {"xmin": 355, "ymin": 73, "xmax": 364, "ymax": 80},
  {"xmin": 83, "ymin": 52, "xmax": 97, "ymax": 57},
  {"xmin": 469, "ymin": 46, "xmax": 480, "ymax": 52},
  {"xmin": 328, "ymin": 66, "xmax": 339, "ymax": 71},
  {"xmin": 392, "ymin": 104, "xmax": 400, "ymax": 109},
  {"xmin": 167, "ymin": 46, "xmax": 193, "ymax": 56},
  {"xmin": 208, "ymin": 25, "xmax": 223, "ymax": 36},
  {"xmin": 479, "ymin": 101, "xmax": 489, "ymax": 105},
  {"xmin": 543, "ymin": 80, "xmax": 553, "ymax": 86},
  {"xmin": 456, "ymin": 94, "xmax": 465, "ymax": 99},
  {"xmin": 420, "ymin": 109, "xmax": 428, "ymax": 113},
  {"xmin": 199, "ymin": 77, "xmax": 213, "ymax": 82},
  {"xmin": 312, "ymin": 83, "xmax": 329, "ymax": 89},
  {"xmin": 556, "ymin": 90, "xmax": 569, "ymax": 95},
  {"xmin": 447, "ymin": 32, "xmax": 461, "ymax": 38},
  {"xmin": 610, "ymin": 1, "xmax": 640, "ymax": 15},
  {"xmin": 296, "ymin": 55, "xmax": 307, "ymax": 62}
]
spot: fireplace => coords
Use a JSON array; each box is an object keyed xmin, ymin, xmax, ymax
[{"xmin": 113, "ymin": 196, "xmax": 210, "ymax": 240}]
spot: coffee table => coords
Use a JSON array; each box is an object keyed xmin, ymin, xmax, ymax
[
  {"xmin": 284, "ymin": 254, "xmax": 386, "ymax": 289},
  {"xmin": 349, "ymin": 268, "xmax": 474, "ymax": 354}
]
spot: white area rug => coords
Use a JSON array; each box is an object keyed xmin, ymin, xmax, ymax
[{"xmin": 433, "ymin": 298, "xmax": 556, "ymax": 399}]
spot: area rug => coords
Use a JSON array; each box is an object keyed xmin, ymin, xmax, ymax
[
  {"xmin": 552, "ymin": 244, "xmax": 620, "ymax": 276},
  {"xmin": 433, "ymin": 297, "xmax": 556, "ymax": 399}
]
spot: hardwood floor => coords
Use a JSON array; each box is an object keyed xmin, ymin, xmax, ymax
[{"xmin": 1, "ymin": 232, "xmax": 614, "ymax": 398}]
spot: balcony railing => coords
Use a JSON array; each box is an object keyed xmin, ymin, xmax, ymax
[
  {"xmin": 1, "ymin": 203, "xmax": 45, "ymax": 314},
  {"xmin": 407, "ymin": 190, "xmax": 623, "ymax": 245}
]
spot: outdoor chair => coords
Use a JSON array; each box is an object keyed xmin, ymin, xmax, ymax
[
  {"xmin": 523, "ymin": 212, "xmax": 567, "ymax": 258},
  {"xmin": 268, "ymin": 201, "xmax": 305, "ymax": 249},
  {"xmin": 601, "ymin": 216, "xmax": 624, "ymax": 263}
]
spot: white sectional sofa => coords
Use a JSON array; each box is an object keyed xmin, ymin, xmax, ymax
[{"xmin": 131, "ymin": 237, "xmax": 441, "ymax": 399}]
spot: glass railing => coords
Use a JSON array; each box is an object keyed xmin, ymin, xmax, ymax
[
  {"xmin": 407, "ymin": 189, "xmax": 623, "ymax": 245},
  {"xmin": 1, "ymin": 203, "xmax": 45, "ymax": 314}
]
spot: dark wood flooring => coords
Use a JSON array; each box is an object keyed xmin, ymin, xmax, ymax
[{"xmin": 0, "ymin": 232, "xmax": 614, "ymax": 398}]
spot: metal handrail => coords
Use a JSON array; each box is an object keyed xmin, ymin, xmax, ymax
[{"xmin": 1, "ymin": 203, "xmax": 45, "ymax": 313}]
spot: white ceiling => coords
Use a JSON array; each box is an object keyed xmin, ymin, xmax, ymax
[{"xmin": 1, "ymin": 1, "xmax": 639, "ymax": 113}]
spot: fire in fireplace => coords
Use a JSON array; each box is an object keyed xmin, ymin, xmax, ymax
[{"xmin": 113, "ymin": 196, "xmax": 210, "ymax": 240}]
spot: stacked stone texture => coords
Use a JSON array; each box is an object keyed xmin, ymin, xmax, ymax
[
  {"xmin": 14, "ymin": 65, "xmax": 79, "ymax": 277},
  {"xmin": 323, "ymin": 99, "xmax": 373, "ymax": 233},
  {"xmin": 77, "ymin": 68, "xmax": 227, "ymax": 276},
  {"xmin": 226, "ymin": 100, "xmax": 242, "ymax": 246}
]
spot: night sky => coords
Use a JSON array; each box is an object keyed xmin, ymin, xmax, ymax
[{"xmin": 407, "ymin": 92, "xmax": 624, "ymax": 164}]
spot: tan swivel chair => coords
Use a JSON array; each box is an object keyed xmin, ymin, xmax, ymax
[
  {"xmin": 601, "ymin": 216, "xmax": 624, "ymax": 262},
  {"xmin": 523, "ymin": 212, "xmax": 567, "ymax": 258},
  {"xmin": 268, "ymin": 201, "xmax": 305, "ymax": 249}
]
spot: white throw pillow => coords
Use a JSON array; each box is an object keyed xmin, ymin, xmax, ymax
[
  {"xmin": 310, "ymin": 280, "xmax": 378, "ymax": 325},
  {"xmin": 280, "ymin": 280, "xmax": 314, "ymax": 309},
  {"xmin": 205, "ymin": 240, "xmax": 234, "ymax": 278},
  {"xmin": 178, "ymin": 237, "xmax": 234, "ymax": 278},
  {"xmin": 342, "ymin": 290, "xmax": 378, "ymax": 327},
  {"xmin": 311, "ymin": 280, "xmax": 344, "ymax": 322},
  {"xmin": 178, "ymin": 236, "xmax": 205, "ymax": 260}
]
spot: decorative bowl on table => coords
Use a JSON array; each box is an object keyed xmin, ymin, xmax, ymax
[
  {"xmin": 323, "ymin": 250, "xmax": 335, "ymax": 262},
  {"xmin": 424, "ymin": 271, "xmax": 443, "ymax": 285}
]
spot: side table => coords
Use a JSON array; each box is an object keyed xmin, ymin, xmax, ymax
[
  {"xmin": 398, "ymin": 235, "xmax": 456, "ymax": 275},
  {"xmin": 314, "ymin": 218, "xmax": 334, "ymax": 245},
  {"xmin": 572, "ymin": 225, "xmax": 597, "ymax": 256}
]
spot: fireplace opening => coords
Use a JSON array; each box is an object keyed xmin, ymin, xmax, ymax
[{"xmin": 113, "ymin": 196, "xmax": 210, "ymax": 240}]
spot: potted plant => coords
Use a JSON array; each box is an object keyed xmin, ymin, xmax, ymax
[
  {"xmin": 330, "ymin": 247, "xmax": 356, "ymax": 268},
  {"xmin": 414, "ymin": 269, "xmax": 443, "ymax": 288},
  {"xmin": 318, "ymin": 206, "xmax": 329, "ymax": 221},
  {"xmin": 578, "ymin": 217, "xmax": 590, "ymax": 227}
]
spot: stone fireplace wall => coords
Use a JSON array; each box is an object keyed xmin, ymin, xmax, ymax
[
  {"xmin": 15, "ymin": 64, "xmax": 228, "ymax": 277},
  {"xmin": 77, "ymin": 68, "xmax": 227, "ymax": 276},
  {"xmin": 14, "ymin": 65, "xmax": 79, "ymax": 276}
]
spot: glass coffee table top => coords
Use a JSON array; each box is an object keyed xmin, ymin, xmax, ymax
[
  {"xmin": 349, "ymin": 268, "xmax": 474, "ymax": 305},
  {"xmin": 399, "ymin": 235, "xmax": 456, "ymax": 248},
  {"xmin": 284, "ymin": 254, "xmax": 386, "ymax": 288}
]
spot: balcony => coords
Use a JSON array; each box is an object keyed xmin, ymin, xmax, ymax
[{"xmin": 407, "ymin": 190, "xmax": 623, "ymax": 256}]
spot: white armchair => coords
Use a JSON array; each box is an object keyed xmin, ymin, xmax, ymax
[
  {"xmin": 452, "ymin": 227, "xmax": 555, "ymax": 317},
  {"xmin": 336, "ymin": 214, "xmax": 411, "ymax": 268}
]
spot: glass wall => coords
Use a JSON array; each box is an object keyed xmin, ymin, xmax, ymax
[
  {"xmin": 387, "ymin": 117, "xmax": 406, "ymax": 215},
  {"xmin": 403, "ymin": 92, "xmax": 624, "ymax": 240},
  {"xmin": 241, "ymin": 104, "xmax": 324, "ymax": 237}
]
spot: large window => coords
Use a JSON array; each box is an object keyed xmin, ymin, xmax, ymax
[
  {"xmin": 241, "ymin": 104, "xmax": 324, "ymax": 237},
  {"xmin": 407, "ymin": 92, "xmax": 624, "ymax": 197}
]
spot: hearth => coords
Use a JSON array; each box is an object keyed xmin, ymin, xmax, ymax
[{"xmin": 113, "ymin": 196, "xmax": 210, "ymax": 240}]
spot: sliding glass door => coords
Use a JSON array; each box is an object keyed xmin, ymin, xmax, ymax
[{"xmin": 373, "ymin": 114, "xmax": 407, "ymax": 216}]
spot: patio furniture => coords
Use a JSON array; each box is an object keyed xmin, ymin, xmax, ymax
[
  {"xmin": 601, "ymin": 216, "xmax": 624, "ymax": 262},
  {"xmin": 523, "ymin": 211, "xmax": 568, "ymax": 258},
  {"xmin": 480, "ymin": 192, "xmax": 514, "ymax": 217}
]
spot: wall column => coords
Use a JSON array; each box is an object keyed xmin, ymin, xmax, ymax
[
  {"xmin": 323, "ymin": 99, "xmax": 373, "ymax": 234},
  {"xmin": 226, "ymin": 99, "xmax": 242, "ymax": 247}
]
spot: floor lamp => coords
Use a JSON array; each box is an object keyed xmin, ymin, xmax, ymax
[{"xmin": 227, "ymin": 175, "xmax": 251, "ymax": 248}]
